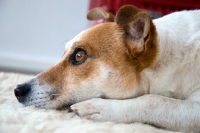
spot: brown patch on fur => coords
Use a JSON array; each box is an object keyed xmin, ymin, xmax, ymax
[
  {"xmin": 37, "ymin": 59, "xmax": 66, "ymax": 89},
  {"xmin": 116, "ymin": 5, "xmax": 158, "ymax": 72},
  {"xmin": 37, "ymin": 54, "xmax": 99, "ymax": 88}
]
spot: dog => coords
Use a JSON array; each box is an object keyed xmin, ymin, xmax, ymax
[{"xmin": 14, "ymin": 5, "xmax": 200, "ymax": 132}]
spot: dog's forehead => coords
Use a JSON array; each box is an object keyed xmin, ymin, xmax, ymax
[{"xmin": 65, "ymin": 23, "xmax": 122, "ymax": 51}]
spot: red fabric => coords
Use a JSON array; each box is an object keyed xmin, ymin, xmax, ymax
[{"xmin": 89, "ymin": 0, "xmax": 200, "ymax": 15}]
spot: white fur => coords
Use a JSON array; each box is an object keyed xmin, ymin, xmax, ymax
[
  {"xmin": 71, "ymin": 10, "xmax": 200, "ymax": 132},
  {"xmin": 145, "ymin": 10, "xmax": 200, "ymax": 99}
]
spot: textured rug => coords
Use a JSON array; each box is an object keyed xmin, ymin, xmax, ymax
[{"xmin": 0, "ymin": 72, "xmax": 180, "ymax": 133}]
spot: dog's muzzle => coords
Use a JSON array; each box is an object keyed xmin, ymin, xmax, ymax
[
  {"xmin": 14, "ymin": 82, "xmax": 31, "ymax": 103},
  {"xmin": 13, "ymin": 79, "xmax": 60, "ymax": 109}
]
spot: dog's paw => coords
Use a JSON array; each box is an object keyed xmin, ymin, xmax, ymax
[{"xmin": 70, "ymin": 98, "xmax": 116, "ymax": 122}]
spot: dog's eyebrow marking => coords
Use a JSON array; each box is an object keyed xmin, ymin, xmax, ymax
[
  {"xmin": 71, "ymin": 42, "xmax": 78, "ymax": 49},
  {"xmin": 63, "ymin": 42, "xmax": 80, "ymax": 57}
]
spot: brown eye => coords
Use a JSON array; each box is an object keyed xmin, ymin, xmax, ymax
[
  {"xmin": 75, "ymin": 51, "xmax": 86, "ymax": 62},
  {"xmin": 69, "ymin": 48, "xmax": 88, "ymax": 65}
]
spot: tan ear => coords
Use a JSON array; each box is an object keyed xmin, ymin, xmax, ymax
[
  {"xmin": 87, "ymin": 7, "xmax": 115, "ymax": 22},
  {"xmin": 115, "ymin": 5, "xmax": 158, "ymax": 71}
]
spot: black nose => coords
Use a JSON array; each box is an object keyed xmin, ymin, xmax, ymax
[{"xmin": 14, "ymin": 83, "xmax": 31, "ymax": 103}]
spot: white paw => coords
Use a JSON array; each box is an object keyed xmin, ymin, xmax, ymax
[{"xmin": 70, "ymin": 98, "xmax": 115, "ymax": 122}]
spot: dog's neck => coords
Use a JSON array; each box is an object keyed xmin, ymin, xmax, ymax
[{"xmin": 138, "ymin": 12, "xmax": 198, "ymax": 97}]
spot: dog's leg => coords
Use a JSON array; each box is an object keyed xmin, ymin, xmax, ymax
[{"xmin": 71, "ymin": 94, "xmax": 200, "ymax": 132}]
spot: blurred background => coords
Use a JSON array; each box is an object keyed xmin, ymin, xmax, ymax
[{"xmin": 0, "ymin": 0, "xmax": 200, "ymax": 75}]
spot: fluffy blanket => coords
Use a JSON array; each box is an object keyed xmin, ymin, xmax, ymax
[{"xmin": 0, "ymin": 72, "xmax": 180, "ymax": 133}]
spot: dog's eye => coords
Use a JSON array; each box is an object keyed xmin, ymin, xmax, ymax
[
  {"xmin": 69, "ymin": 48, "xmax": 88, "ymax": 65},
  {"xmin": 75, "ymin": 51, "xmax": 86, "ymax": 62}
]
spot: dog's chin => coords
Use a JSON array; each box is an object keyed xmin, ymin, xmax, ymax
[
  {"xmin": 22, "ymin": 102, "xmax": 70, "ymax": 110},
  {"xmin": 20, "ymin": 97, "xmax": 75, "ymax": 110}
]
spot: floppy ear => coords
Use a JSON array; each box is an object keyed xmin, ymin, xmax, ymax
[
  {"xmin": 87, "ymin": 7, "xmax": 115, "ymax": 22},
  {"xmin": 116, "ymin": 6, "xmax": 150, "ymax": 40},
  {"xmin": 115, "ymin": 5, "xmax": 158, "ymax": 71}
]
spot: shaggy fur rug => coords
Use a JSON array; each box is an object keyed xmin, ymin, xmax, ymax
[{"xmin": 0, "ymin": 72, "xmax": 180, "ymax": 133}]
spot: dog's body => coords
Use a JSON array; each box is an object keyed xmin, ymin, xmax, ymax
[{"xmin": 14, "ymin": 6, "xmax": 200, "ymax": 132}]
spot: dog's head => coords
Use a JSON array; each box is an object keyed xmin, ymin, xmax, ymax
[{"xmin": 14, "ymin": 5, "xmax": 157, "ymax": 109}]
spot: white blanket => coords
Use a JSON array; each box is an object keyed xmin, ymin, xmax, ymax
[{"xmin": 0, "ymin": 72, "xmax": 179, "ymax": 133}]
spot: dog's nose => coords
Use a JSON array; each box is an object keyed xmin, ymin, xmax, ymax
[{"xmin": 14, "ymin": 83, "xmax": 31, "ymax": 102}]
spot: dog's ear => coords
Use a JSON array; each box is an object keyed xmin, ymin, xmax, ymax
[
  {"xmin": 116, "ymin": 5, "xmax": 150, "ymax": 40},
  {"xmin": 116, "ymin": 5, "xmax": 157, "ymax": 71},
  {"xmin": 87, "ymin": 7, "xmax": 115, "ymax": 22}
]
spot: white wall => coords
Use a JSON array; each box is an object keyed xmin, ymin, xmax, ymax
[{"xmin": 0, "ymin": 0, "xmax": 89, "ymax": 74}]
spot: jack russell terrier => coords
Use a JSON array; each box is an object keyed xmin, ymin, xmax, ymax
[{"xmin": 14, "ymin": 5, "xmax": 200, "ymax": 132}]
